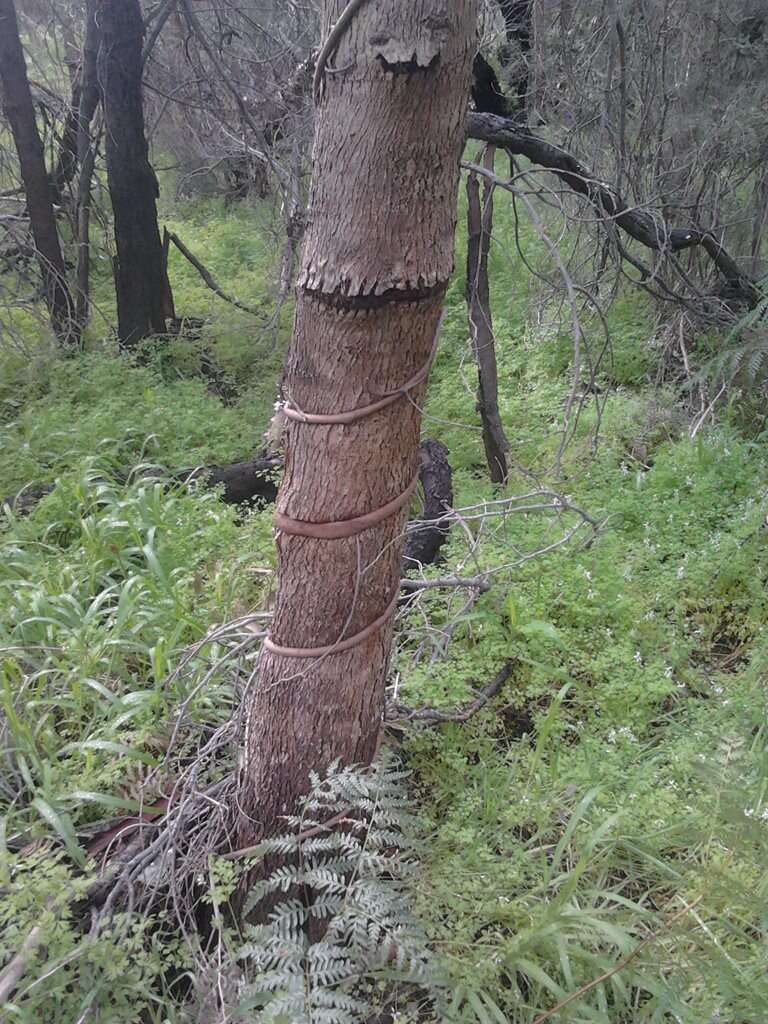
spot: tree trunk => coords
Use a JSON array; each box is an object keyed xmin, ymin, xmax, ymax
[
  {"xmin": 497, "ymin": 0, "xmax": 533, "ymax": 115},
  {"xmin": 466, "ymin": 145, "xmax": 510, "ymax": 482},
  {"xmin": 73, "ymin": 0, "xmax": 100, "ymax": 326},
  {"xmin": 75, "ymin": 130, "xmax": 99, "ymax": 327},
  {"xmin": 238, "ymin": 0, "xmax": 477, "ymax": 846},
  {"xmin": 0, "ymin": 0, "xmax": 76, "ymax": 347},
  {"xmin": 98, "ymin": 0, "xmax": 170, "ymax": 350}
]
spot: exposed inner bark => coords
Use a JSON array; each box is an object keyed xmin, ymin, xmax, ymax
[
  {"xmin": 466, "ymin": 145, "xmax": 510, "ymax": 483},
  {"xmin": 237, "ymin": 0, "xmax": 477, "ymax": 856}
]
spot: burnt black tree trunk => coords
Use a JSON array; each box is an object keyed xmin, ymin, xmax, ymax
[
  {"xmin": 0, "ymin": 0, "xmax": 77, "ymax": 346},
  {"xmin": 466, "ymin": 145, "xmax": 510, "ymax": 482},
  {"xmin": 497, "ymin": 0, "xmax": 533, "ymax": 115},
  {"xmin": 98, "ymin": 0, "xmax": 170, "ymax": 350},
  {"xmin": 50, "ymin": 0, "xmax": 100, "ymax": 204},
  {"xmin": 74, "ymin": 0, "xmax": 101, "ymax": 325}
]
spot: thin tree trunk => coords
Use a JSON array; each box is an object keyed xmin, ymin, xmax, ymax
[
  {"xmin": 77, "ymin": 0, "xmax": 101, "ymax": 166},
  {"xmin": 0, "ymin": 0, "xmax": 76, "ymax": 347},
  {"xmin": 72, "ymin": 0, "xmax": 100, "ymax": 326},
  {"xmin": 51, "ymin": 61, "xmax": 81, "ymax": 203},
  {"xmin": 497, "ymin": 0, "xmax": 534, "ymax": 114},
  {"xmin": 466, "ymin": 145, "xmax": 510, "ymax": 482},
  {"xmin": 74, "ymin": 130, "xmax": 98, "ymax": 326},
  {"xmin": 98, "ymin": 0, "xmax": 169, "ymax": 350},
  {"xmin": 238, "ymin": 0, "xmax": 477, "ymax": 848},
  {"xmin": 51, "ymin": 0, "xmax": 100, "ymax": 203}
]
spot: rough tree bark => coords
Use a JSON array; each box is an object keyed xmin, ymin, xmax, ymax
[
  {"xmin": 466, "ymin": 145, "xmax": 510, "ymax": 482},
  {"xmin": 98, "ymin": 0, "xmax": 170, "ymax": 350},
  {"xmin": 0, "ymin": 0, "xmax": 76, "ymax": 346},
  {"xmin": 238, "ymin": 0, "xmax": 477, "ymax": 845}
]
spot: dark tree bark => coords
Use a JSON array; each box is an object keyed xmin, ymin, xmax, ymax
[
  {"xmin": 72, "ymin": 0, "xmax": 101, "ymax": 325},
  {"xmin": 50, "ymin": 62, "xmax": 81, "ymax": 203},
  {"xmin": 497, "ymin": 0, "xmax": 533, "ymax": 113},
  {"xmin": 2, "ymin": 443, "xmax": 452, "ymax": 567},
  {"xmin": 0, "ymin": 0, "xmax": 76, "ymax": 346},
  {"xmin": 77, "ymin": 0, "xmax": 101, "ymax": 167},
  {"xmin": 98, "ymin": 0, "xmax": 170, "ymax": 350},
  {"xmin": 74, "ymin": 132, "xmax": 98, "ymax": 326},
  {"xmin": 238, "ymin": 0, "xmax": 477, "ymax": 848},
  {"xmin": 466, "ymin": 145, "xmax": 510, "ymax": 482},
  {"xmin": 403, "ymin": 440, "xmax": 454, "ymax": 569},
  {"xmin": 472, "ymin": 53, "xmax": 514, "ymax": 118},
  {"xmin": 50, "ymin": 0, "xmax": 100, "ymax": 203}
]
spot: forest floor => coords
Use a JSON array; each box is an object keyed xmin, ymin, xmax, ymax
[{"xmin": 1, "ymin": 191, "xmax": 767, "ymax": 1022}]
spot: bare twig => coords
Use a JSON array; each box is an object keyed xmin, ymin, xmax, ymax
[
  {"xmin": 0, "ymin": 925, "xmax": 44, "ymax": 1005},
  {"xmin": 530, "ymin": 897, "xmax": 703, "ymax": 1024},
  {"xmin": 386, "ymin": 661, "xmax": 514, "ymax": 726},
  {"xmin": 165, "ymin": 229, "xmax": 267, "ymax": 318}
]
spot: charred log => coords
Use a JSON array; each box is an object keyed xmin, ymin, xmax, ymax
[
  {"xmin": 403, "ymin": 440, "xmax": 453, "ymax": 569},
  {"xmin": 471, "ymin": 53, "xmax": 513, "ymax": 118},
  {"xmin": 2, "ymin": 443, "xmax": 453, "ymax": 570}
]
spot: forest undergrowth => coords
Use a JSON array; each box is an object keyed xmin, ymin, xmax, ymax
[{"xmin": 1, "ymin": 192, "xmax": 767, "ymax": 1022}]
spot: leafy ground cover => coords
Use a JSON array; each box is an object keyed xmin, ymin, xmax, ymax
[{"xmin": 1, "ymin": 192, "xmax": 767, "ymax": 1022}]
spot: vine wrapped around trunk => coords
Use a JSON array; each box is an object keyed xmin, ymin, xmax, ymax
[{"xmin": 238, "ymin": 0, "xmax": 477, "ymax": 849}]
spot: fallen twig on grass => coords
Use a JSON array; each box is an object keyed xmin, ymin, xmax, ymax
[
  {"xmin": 165, "ymin": 229, "xmax": 267, "ymax": 318},
  {"xmin": 386, "ymin": 660, "xmax": 514, "ymax": 727}
]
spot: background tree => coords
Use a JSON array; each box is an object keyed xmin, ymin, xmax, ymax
[
  {"xmin": 0, "ymin": 0, "xmax": 76, "ymax": 347},
  {"xmin": 98, "ymin": 0, "xmax": 171, "ymax": 349}
]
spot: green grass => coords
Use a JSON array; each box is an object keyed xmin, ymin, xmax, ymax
[{"xmin": 1, "ymin": 187, "xmax": 767, "ymax": 1021}]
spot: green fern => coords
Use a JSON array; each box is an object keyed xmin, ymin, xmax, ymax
[
  {"xmin": 235, "ymin": 759, "xmax": 440, "ymax": 1023},
  {"xmin": 698, "ymin": 296, "xmax": 768, "ymax": 387}
]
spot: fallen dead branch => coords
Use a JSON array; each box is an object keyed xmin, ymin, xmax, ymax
[
  {"xmin": 386, "ymin": 660, "xmax": 514, "ymax": 727},
  {"xmin": 165, "ymin": 229, "xmax": 267, "ymax": 318}
]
